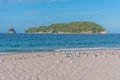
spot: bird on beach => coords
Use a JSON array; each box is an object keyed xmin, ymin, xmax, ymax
[
  {"xmin": 93, "ymin": 54, "xmax": 98, "ymax": 58},
  {"xmin": 66, "ymin": 57, "xmax": 71, "ymax": 60},
  {"xmin": 19, "ymin": 55, "xmax": 23, "ymax": 59},
  {"xmin": 56, "ymin": 60, "xmax": 63, "ymax": 63},
  {"xmin": 32, "ymin": 54, "xmax": 36, "ymax": 57},
  {"xmin": 76, "ymin": 53, "xmax": 81, "ymax": 57},
  {"xmin": 82, "ymin": 53, "xmax": 88, "ymax": 57},
  {"xmin": 56, "ymin": 60, "xmax": 60, "ymax": 63},
  {"xmin": 0, "ymin": 60, "xmax": 3, "ymax": 63},
  {"xmin": 103, "ymin": 53, "xmax": 107, "ymax": 58}
]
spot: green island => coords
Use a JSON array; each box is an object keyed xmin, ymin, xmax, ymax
[{"xmin": 25, "ymin": 22, "xmax": 107, "ymax": 34}]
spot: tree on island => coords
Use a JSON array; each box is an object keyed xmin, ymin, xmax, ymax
[
  {"xmin": 25, "ymin": 22, "xmax": 107, "ymax": 34},
  {"xmin": 8, "ymin": 28, "xmax": 16, "ymax": 34}
]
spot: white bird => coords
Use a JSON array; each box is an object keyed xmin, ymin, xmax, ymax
[
  {"xmin": 94, "ymin": 54, "xmax": 98, "ymax": 58},
  {"xmin": 56, "ymin": 60, "xmax": 60, "ymax": 63},
  {"xmin": 103, "ymin": 54, "xmax": 107, "ymax": 58},
  {"xmin": 0, "ymin": 60, "xmax": 3, "ymax": 63},
  {"xmin": 56, "ymin": 60, "xmax": 63, "ymax": 63},
  {"xmin": 67, "ymin": 57, "xmax": 71, "ymax": 60}
]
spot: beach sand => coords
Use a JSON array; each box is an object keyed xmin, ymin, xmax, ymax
[{"xmin": 0, "ymin": 50, "xmax": 120, "ymax": 80}]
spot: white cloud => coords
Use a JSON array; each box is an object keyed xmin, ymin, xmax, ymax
[
  {"xmin": 63, "ymin": 11, "xmax": 100, "ymax": 15},
  {"xmin": 100, "ymin": 20, "xmax": 120, "ymax": 24},
  {"xmin": 2, "ymin": 0, "xmax": 68, "ymax": 3}
]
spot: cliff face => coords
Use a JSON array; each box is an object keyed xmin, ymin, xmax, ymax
[{"xmin": 8, "ymin": 28, "xmax": 16, "ymax": 34}]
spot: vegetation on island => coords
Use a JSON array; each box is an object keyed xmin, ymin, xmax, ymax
[{"xmin": 25, "ymin": 22, "xmax": 107, "ymax": 34}]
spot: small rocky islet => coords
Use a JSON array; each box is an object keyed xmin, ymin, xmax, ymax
[{"xmin": 8, "ymin": 28, "xmax": 16, "ymax": 34}]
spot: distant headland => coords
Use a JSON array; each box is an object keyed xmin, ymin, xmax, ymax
[{"xmin": 25, "ymin": 22, "xmax": 108, "ymax": 34}]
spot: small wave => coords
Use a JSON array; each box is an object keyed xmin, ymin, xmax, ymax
[{"xmin": 54, "ymin": 47, "xmax": 120, "ymax": 52}]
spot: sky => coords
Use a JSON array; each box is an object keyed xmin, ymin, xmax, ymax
[{"xmin": 0, "ymin": 0, "xmax": 120, "ymax": 33}]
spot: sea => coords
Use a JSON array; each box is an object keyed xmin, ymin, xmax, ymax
[{"xmin": 0, "ymin": 33, "xmax": 120, "ymax": 54}]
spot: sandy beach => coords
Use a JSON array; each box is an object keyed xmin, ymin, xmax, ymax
[{"xmin": 0, "ymin": 50, "xmax": 120, "ymax": 80}]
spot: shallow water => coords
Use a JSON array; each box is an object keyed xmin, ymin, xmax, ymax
[{"xmin": 0, "ymin": 33, "xmax": 120, "ymax": 53}]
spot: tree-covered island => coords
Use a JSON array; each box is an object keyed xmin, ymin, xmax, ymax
[{"xmin": 25, "ymin": 22, "xmax": 107, "ymax": 34}]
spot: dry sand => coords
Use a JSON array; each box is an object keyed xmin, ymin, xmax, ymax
[{"xmin": 0, "ymin": 50, "xmax": 120, "ymax": 80}]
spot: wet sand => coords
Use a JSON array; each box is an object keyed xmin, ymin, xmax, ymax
[{"xmin": 0, "ymin": 50, "xmax": 120, "ymax": 80}]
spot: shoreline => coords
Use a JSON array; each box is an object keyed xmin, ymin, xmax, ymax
[{"xmin": 1, "ymin": 48, "xmax": 120, "ymax": 54}]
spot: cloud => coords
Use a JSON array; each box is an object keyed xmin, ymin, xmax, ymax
[
  {"xmin": 100, "ymin": 20, "xmax": 120, "ymax": 24},
  {"xmin": 26, "ymin": 10, "xmax": 48, "ymax": 14},
  {"xmin": 63, "ymin": 11, "xmax": 100, "ymax": 15},
  {"xmin": 1, "ymin": 0, "xmax": 68, "ymax": 3}
]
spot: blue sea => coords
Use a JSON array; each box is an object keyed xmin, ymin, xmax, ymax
[{"xmin": 0, "ymin": 33, "xmax": 120, "ymax": 53}]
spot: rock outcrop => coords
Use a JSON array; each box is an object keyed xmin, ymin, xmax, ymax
[{"xmin": 8, "ymin": 28, "xmax": 16, "ymax": 34}]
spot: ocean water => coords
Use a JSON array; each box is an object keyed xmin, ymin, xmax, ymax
[{"xmin": 0, "ymin": 33, "xmax": 120, "ymax": 53}]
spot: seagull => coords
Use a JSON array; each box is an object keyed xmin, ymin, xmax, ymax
[
  {"xmin": 56, "ymin": 60, "xmax": 60, "ymax": 63},
  {"xmin": 103, "ymin": 53, "xmax": 107, "ymax": 58},
  {"xmin": 0, "ymin": 60, "xmax": 3, "ymax": 63},
  {"xmin": 94, "ymin": 54, "xmax": 98, "ymax": 58}
]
